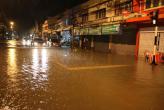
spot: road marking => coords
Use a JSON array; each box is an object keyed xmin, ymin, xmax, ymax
[
  {"xmin": 67, "ymin": 65, "xmax": 130, "ymax": 70},
  {"xmin": 55, "ymin": 61, "xmax": 68, "ymax": 70},
  {"xmin": 55, "ymin": 61, "xmax": 130, "ymax": 71}
]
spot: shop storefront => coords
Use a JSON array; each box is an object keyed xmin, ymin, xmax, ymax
[
  {"xmin": 138, "ymin": 26, "xmax": 164, "ymax": 56},
  {"xmin": 73, "ymin": 24, "xmax": 138, "ymax": 54}
]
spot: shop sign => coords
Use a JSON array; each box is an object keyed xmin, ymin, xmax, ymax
[
  {"xmin": 80, "ymin": 28, "xmax": 89, "ymax": 35},
  {"xmin": 73, "ymin": 27, "xmax": 81, "ymax": 35},
  {"xmin": 89, "ymin": 27, "xmax": 101, "ymax": 35},
  {"xmin": 102, "ymin": 24, "xmax": 120, "ymax": 35}
]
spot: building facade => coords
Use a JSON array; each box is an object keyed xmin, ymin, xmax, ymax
[
  {"xmin": 42, "ymin": 10, "xmax": 73, "ymax": 44},
  {"xmin": 72, "ymin": 0, "xmax": 137, "ymax": 53},
  {"xmin": 0, "ymin": 12, "xmax": 7, "ymax": 40},
  {"xmin": 130, "ymin": 0, "xmax": 164, "ymax": 57},
  {"xmin": 42, "ymin": 0, "xmax": 164, "ymax": 56}
]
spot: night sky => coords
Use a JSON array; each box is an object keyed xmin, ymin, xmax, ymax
[{"xmin": 0, "ymin": 0, "xmax": 88, "ymax": 33}]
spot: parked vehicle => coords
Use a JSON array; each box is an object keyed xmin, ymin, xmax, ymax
[
  {"xmin": 48, "ymin": 35, "xmax": 61, "ymax": 46},
  {"xmin": 144, "ymin": 50, "xmax": 164, "ymax": 64},
  {"xmin": 32, "ymin": 37, "xmax": 46, "ymax": 46}
]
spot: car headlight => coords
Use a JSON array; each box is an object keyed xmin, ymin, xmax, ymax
[
  {"xmin": 27, "ymin": 40, "xmax": 31, "ymax": 45},
  {"xmin": 34, "ymin": 42, "xmax": 38, "ymax": 46},
  {"xmin": 22, "ymin": 40, "xmax": 26, "ymax": 45}
]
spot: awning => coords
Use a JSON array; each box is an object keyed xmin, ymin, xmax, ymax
[
  {"xmin": 56, "ymin": 28, "xmax": 63, "ymax": 32},
  {"xmin": 52, "ymin": 30, "xmax": 57, "ymax": 34},
  {"xmin": 126, "ymin": 13, "xmax": 164, "ymax": 23},
  {"xmin": 63, "ymin": 26, "xmax": 73, "ymax": 31},
  {"xmin": 126, "ymin": 16, "xmax": 150, "ymax": 23}
]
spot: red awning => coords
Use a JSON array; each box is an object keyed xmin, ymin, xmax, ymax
[
  {"xmin": 126, "ymin": 13, "xmax": 164, "ymax": 23},
  {"xmin": 126, "ymin": 16, "xmax": 150, "ymax": 23}
]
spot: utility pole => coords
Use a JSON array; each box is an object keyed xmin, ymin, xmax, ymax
[
  {"xmin": 150, "ymin": 10, "xmax": 159, "ymax": 64},
  {"xmin": 71, "ymin": 9, "xmax": 75, "ymax": 49},
  {"xmin": 35, "ymin": 20, "xmax": 39, "ymax": 38},
  {"xmin": 139, "ymin": 0, "xmax": 142, "ymax": 14}
]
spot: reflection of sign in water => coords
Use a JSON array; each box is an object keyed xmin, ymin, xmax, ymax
[
  {"xmin": 102, "ymin": 24, "xmax": 120, "ymax": 35},
  {"xmin": 89, "ymin": 27, "xmax": 101, "ymax": 35},
  {"xmin": 80, "ymin": 28, "xmax": 89, "ymax": 35}
]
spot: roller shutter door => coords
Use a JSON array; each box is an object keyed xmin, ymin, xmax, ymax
[
  {"xmin": 138, "ymin": 32, "xmax": 154, "ymax": 56},
  {"xmin": 159, "ymin": 32, "xmax": 164, "ymax": 53}
]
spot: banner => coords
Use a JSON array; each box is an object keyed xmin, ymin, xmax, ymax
[
  {"xmin": 80, "ymin": 28, "xmax": 89, "ymax": 35},
  {"xmin": 89, "ymin": 27, "xmax": 101, "ymax": 35},
  {"xmin": 102, "ymin": 24, "xmax": 121, "ymax": 35}
]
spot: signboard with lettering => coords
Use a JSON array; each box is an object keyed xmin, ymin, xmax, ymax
[
  {"xmin": 74, "ymin": 27, "xmax": 81, "ymax": 35},
  {"xmin": 89, "ymin": 27, "xmax": 101, "ymax": 35},
  {"xmin": 102, "ymin": 24, "xmax": 121, "ymax": 35},
  {"xmin": 80, "ymin": 28, "xmax": 89, "ymax": 35}
]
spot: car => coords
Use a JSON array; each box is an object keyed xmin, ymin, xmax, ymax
[
  {"xmin": 32, "ymin": 37, "xmax": 46, "ymax": 46},
  {"xmin": 60, "ymin": 37, "xmax": 71, "ymax": 47},
  {"xmin": 22, "ymin": 39, "xmax": 31, "ymax": 46},
  {"xmin": 48, "ymin": 35, "xmax": 61, "ymax": 46}
]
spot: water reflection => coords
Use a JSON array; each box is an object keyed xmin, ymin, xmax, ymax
[
  {"xmin": 31, "ymin": 49, "xmax": 48, "ymax": 81},
  {"xmin": 8, "ymin": 40, "xmax": 17, "ymax": 47},
  {"xmin": 1, "ymin": 48, "xmax": 50, "ymax": 109},
  {"xmin": 7, "ymin": 49, "xmax": 18, "ymax": 82},
  {"xmin": 1, "ymin": 46, "xmax": 164, "ymax": 110},
  {"xmin": 41, "ymin": 49, "xmax": 48, "ymax": 72}
]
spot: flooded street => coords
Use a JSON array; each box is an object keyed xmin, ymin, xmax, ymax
[{"xmin": 0, "ymin": 40, "xmax": 164, "ymax": 110}]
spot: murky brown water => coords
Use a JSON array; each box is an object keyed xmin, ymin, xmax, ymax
[{"xmin": 0, "ymin": 41, "xmax": 164, "ymax": 110}]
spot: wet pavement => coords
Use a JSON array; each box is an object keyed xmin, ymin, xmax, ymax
[{"xmin": 0, "ymin": 40, "xmax": 164, "ymax": 110}]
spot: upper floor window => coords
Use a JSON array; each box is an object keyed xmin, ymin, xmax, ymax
[
  {"xmin": 146, "ymin": 0, "xmax": 164, "ymax": 9},
  {"xmin": 115, "ymin": 0, "xmax": 133, "ymax": 16},
  {"xmin": 107, "ymin": 0, "xmax": 114, "ymax": 8},
  {"xmin": 82, "ymin": 13, "xmax": 88, "ymax": 23},
  {"xmin": 96, "ymin": 8, "xmax": 106, "ymax": 19}
]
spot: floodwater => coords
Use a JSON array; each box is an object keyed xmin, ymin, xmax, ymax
[{"xmin": 0, "ymin": 40, "xmax": 164, "ymax": 110}]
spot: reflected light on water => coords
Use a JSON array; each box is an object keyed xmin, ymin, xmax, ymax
[
  {"xmin": 41, "ymin": 49, "xmax": 48, "ymax": 72},
  {"xmin": 7, "ymin": 49, "xmax": 17, "ymax": 81},
  {"xmin": 8, "ymin": 40, "xmax": 17, "ymax": 47},
  {"xmin": 33, "ymin": 49, "xmax": 39, "ymax": 68},
  {"xmin": 32, "ymin": 49, "xmax": 48, "ymax": 81},
  {"xmin": 22, "ymin": 40, "xmax": 31, "ymax": 46}
]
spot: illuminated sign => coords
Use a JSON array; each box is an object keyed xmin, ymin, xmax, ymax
[
  {"xmin": 89, "ymin": 27, "xmax": 101, "ymax": 35},
  {"xmin": 74, "ymin": 27, "xmax": 81, "ymax": 35},
  {"xmin": 102, "ymin": 24, "xmax": 120, "ymax": 35},
  {"xmin": 80, "ymin": 28, "xmax": 89, "ymax": 35}
]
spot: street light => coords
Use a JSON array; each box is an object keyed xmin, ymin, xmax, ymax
[
  {"xmin": 10, "ymin": 21, "xmax": 14, "ymax": 26},
  {"xmin": 10, "ymin": 26, "xmax": 13, "ymax": 29},
  {"xmin": 10, "ymin": 21, "xmax": 14, "ymax": 29},
  {"xmin": 10, "ymin": 21, "xmax": 15, "ymax": 38},
  {"xmin": 149, "ymin": 10, "xmax": 159, "ymax": 64}
]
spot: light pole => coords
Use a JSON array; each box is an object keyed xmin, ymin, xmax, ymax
[
  {"xmin": 149, "ymin": 10, "xmax": 159, "ymax": 64},
  {"xmin": 10, "ymin": 21, "xmax": 15, "ymax": 39},
  {"xmin": 10, "ymin": 21, "xmax": 14, "ymax": 29}
]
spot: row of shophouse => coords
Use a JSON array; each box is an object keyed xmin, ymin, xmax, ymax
[
  {"xmin": 42, "ymin": 0, "xmax": 164, "ymax": 57},
  {"xmin": 0, "ymin": 12, "xmax": 7, "ymax": 40},
  {"xmin": 0, "ymin": 12, "xmax": 15, "ymax": 40}
]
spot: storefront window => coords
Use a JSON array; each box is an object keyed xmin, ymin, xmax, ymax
[{"xmin": 146, "ymin": 0, "xmax": 164, "ymax": 9}]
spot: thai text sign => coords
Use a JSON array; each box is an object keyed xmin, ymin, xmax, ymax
[
  {"xmin": 102, "ymin": 24, "xmax": 120, "ymax": 35},
  {"xmin": 89, "ymin": 27, "xmax": 101, "ymax": 35},
  {"xmin": 80, "ymin": 28, "xmax": 89, "ymax": 35}
]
